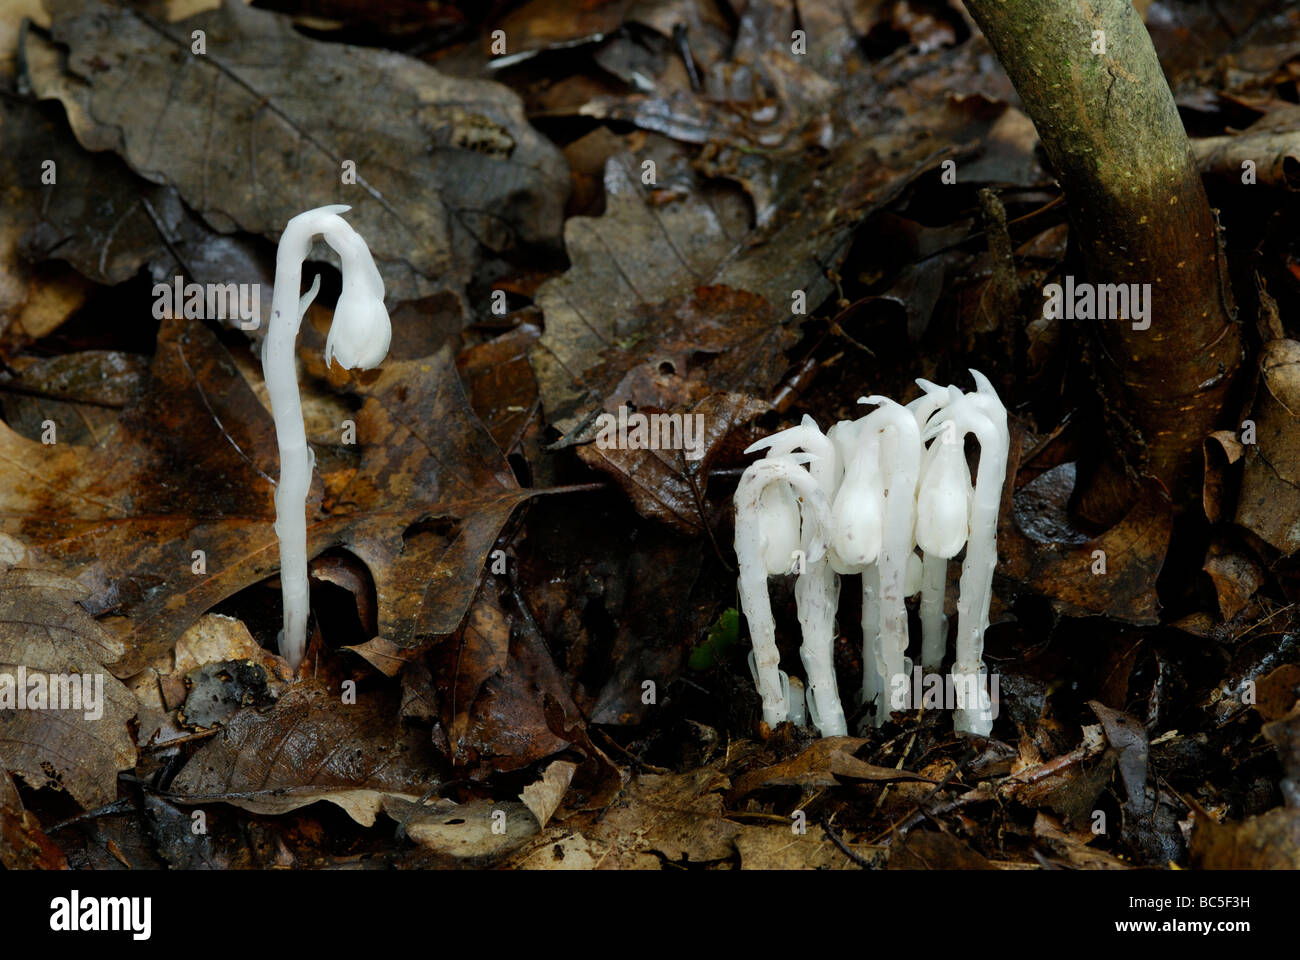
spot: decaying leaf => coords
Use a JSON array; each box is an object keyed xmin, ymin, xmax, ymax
[
  {"xmin": 26, "ymin": 0, "xmax": 568, "ymax": 303},
  {"xmin": 0, "ymin": 89, "xmax": 274, "ymax": 331},
  {"xmin": 1202, "ymin": 537, "xmax": 1266, "ymax": 622},
  {"xmin": 0, "ymin": 315, "xmax": 548, "ymax": 672},
  {"xmin": 735, "ymin": 825, "xmax": 880, "ymax": 870},
  {"xmin": 427, "ymin": 584, "xmax": 577, "ymax": 773},
  {"xmin": 510, "ymin": 767, "xmax": 741, "ymax": 869},
  {"xmin": 1203, "ymin": 428, "xmax": 1245, "ymax": 523},
  {"xmin": 1236, "ymin": 339, "xmax": 1300, "ymax": 555},
  {"xmin": 1003, "ymin": 460, "xmax": 1171, "ymax": 625},
  {"xmin": 128, "ymin": 612, "xmax": 290, "ymax": 748},
  {"xmin": 1031, "ymin": 812, "xmax": 1128, "ymax": 869},
  {"xmin": 577, "ymin": 392, "xmax": 766, "ymax": 535},
  {"xmin": 532, "ymin": 130, "xmax": 958, "ymax": 436},
  {"xmin": 0, "ymin": 537, "xmax": 137, "ymax": 809},
  {"xmin": 169, "ymin": 682, "xmax": 442, "ymax": 824},
  {"xmin": 0, "ymin": 806, "xmax": 69, "ymax": 870},
  {"xmin": 386, "ymin": 797, "xmax": 538, "ymax": 860},
  {"xmin": 1191, "ymin": 806, "xmax": 1300, "ymax": 869},
  {"xmin": 519, "ymin": 759, "xmax": 577, "ymax": 828},
  {"xmin": 730, "ymin": 736, "xmax": 935, "ymax": 799}
]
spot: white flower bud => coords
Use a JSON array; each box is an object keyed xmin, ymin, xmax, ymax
[
  {"xmin": 915, "ymin": 438, "xmax": 971, "ymax": 559},
  {"xmin": 325, "ymin": 290, "xmax": 391, "ymax": 370}
]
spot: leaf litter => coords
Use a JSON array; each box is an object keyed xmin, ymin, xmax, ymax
[{"xmin": 0, "ymin": 0, "xmax": 1297, "ymax": 872}]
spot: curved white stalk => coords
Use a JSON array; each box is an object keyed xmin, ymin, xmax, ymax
[
  {"xmin": 265, "ymin": 205, "xmax": 391, "ymax": 671},
  {"xmin": 734, "ymin": 454, "xmax": 829, "ymax": 728},
  {"xmin": 923, "ymin": 381, "xmax": 1007, "ymax": 736},
  {"xmin": 856, "ymin": 397, "xmax": 921, "ymax": 725},
  {"xmin": 746, "ymin": 417, "xmax": 847, "ymax": 736}
]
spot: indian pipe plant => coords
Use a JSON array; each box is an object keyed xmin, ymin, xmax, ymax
[
  {"xmin": 263, "ymin": 205, "xmax": 391, "ymax": 672},
  {"xmin": 734, "ymin": 372, "xmax": 1009, "ymax": 736}
]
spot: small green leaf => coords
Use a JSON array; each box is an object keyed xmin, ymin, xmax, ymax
[{"xmin": 689, "ymin": 607, "xmax": 739, "ymax": 670}]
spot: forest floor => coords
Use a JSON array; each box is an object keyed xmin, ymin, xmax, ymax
[{"xmin": 1, "ymin": 0, "xmax": 1299, "ymax": 870}]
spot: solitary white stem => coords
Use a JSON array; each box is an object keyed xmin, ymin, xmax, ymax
[{"xmin": 265, "ymin": 205, "xmax": 391, "ymax": 670}]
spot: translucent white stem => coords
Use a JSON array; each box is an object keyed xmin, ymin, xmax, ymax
[
  {"xmin": 748, "ymin": 419, "xmax": 846, "ymax": 736},
  {"xmin": 858, "ymin": 399, "xmax": 920, "ymax": 726},
  {"xmin": 265, "ymin": 205, "xmax": 385, "ymax": 671},
  {"xmin": 798, "ymin": 560, "xmax": 846, "ymax": 736},
  {"xmin": 950, "ymin": 403, "xmax": 1006, "ymax": 736},
  {"xmin": 919, "ymin": 551, "xmax": 948, "ymax": 672},
  {"xmin": 786, "ymin": 675, "xmax": 808, "ymax": 726},
  {"xmin": 860, "ymin": 563, "xmax": 882, "ymax": 713},
  {"xmin": 734, "ymin": 457, "xmax": 828, "ymax": 728}
]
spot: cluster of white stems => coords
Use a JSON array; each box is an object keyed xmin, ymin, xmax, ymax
[{"xmin": 734, "ymin": 371, "xmax": 1008, "ymax": 737}]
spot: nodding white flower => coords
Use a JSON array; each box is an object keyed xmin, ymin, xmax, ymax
[
  {"xmin": 853, "ymin": 396, "xmax": 921, "ymax": 726},
  {"xmin": 326, "ymin": 288, "xmax": 391, "ymax": 370},
  {"xmin": 264, "ymin": 205, "xmax": 392, "ymax": 672},
  {"xmin": 919, "ymin": 375, "xmax": 1008, "ymax": 736},
  {"xmin": 734, "ymin": 453, "xmax": 829, "ymax": 729},
  {"xmin": 916, "ymin": 422, "xmax": 972, "ymax": 560},
  {"xmin": 914, "ymin": 409, "xmax": 972, "ymax": 673},
  {"xmin": 745, "ymin": 417, "xmax": 847, "ymax": 736},
  {"xmin": 828, "ymin": 426, "xmax": 885, "ymax": 572}
]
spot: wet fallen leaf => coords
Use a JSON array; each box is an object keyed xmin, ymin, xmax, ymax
[
  {"xmin": 532, "ymin": 130, "xmax": 957, "ymax": 435},
  {"xmin": 1191, "ymin": 806, "xmax": 1300, "ymax": 869},
  {"xmin": 735, "ymin": 825, "xmax": 880, "ymax": 870},
  {"xmin": 886, "ymin": 831, "xmax": 994, "ymax": 870},
  {"xmin": 426, "ymin": 584, "xmax": 578, "ymax": 774},
  {"xmin": 558, "ymin": 767, "xmax": 741, "ymax": 868},
  {"xmin": 1236, "ymin": 339, "xmax": 1300, "ymax": 555},
  {"xmin": 577, "ymin": 392, "xmax": 766, "ymax": 535},
  {"xmin": 0, "ymin": 537, "xmax": 137, "ymax": 809},
  {"xmin": 385, "ymin": 797, "xmax": 538, "ymax": 860},
  {"xmin": 1203, "ymin": 428, "xmax": 1245, "ymax": 523},
  {"xmin": 0, "ymin": 89, "xmax": 274, "ymax": 331},
  {"xmin": 169, "ymin": 681, "xmax": 442, "ymax": 824},
  {"xmin": 1202, "ymin": 537, "xmax": 1266, "ymax": 622},
  {"xmin": 27, "ymin": 0, "xmax": 567, "ymax": 303},
  {"xmin": 730, "ymin": 736, "xmax": 934, "ymax": 799},
  {"xmin": 456, "ymin": 323, "xmax": 541, "ymax": 455},
  {"xmin": 514, "ymin": 493, "xmax": 716, "ymax": 727},
  {"xmin": 1, "ymin": 315, "xmax": 550, "ymax": 672},
  {"xmin": 1003, "ymin": 456, "xmax": 1171, "ymax": 625},
  {"xmin": 998, "ymin": 723, "xmax": 1110, "ymax": 821},
  {"xmin": 1032, "ymin": 811, "xmax": 1128, "ymax": 869},
  {"xmin": 520, "ymin": 758, "xmax": 577, "ymax": 828},
  {"xmin": 128, "ymin": 612, "xmax": 290, "ymax": 748},
  {"xmin": 0, "ymin": 806, "xmax": 68, "ymax": 870},
  {"xmin": 1255, "ymin": 664, "xmax": 1300, "ymax": 723}
]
